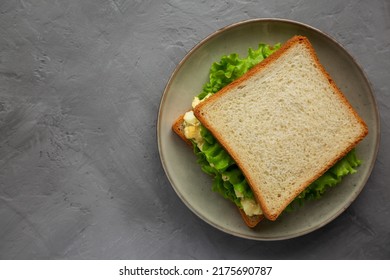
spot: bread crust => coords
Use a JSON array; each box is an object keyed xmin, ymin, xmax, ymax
[
  {"xmin": 194, "ymin": 36, "xmax": 368, "ymax": 221},
  {"xmin": 172, "ymin": 114, "xmax": 263, "ymax": 227},
  {"xmin": 172, "ymin": 114, "xmax": 193, "ymax": 147},
  {"xmin": 238, "ymin": 208, "xmax": 264, "ymax": 228}
]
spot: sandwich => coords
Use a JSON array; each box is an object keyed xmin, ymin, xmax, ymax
[{"xmin": 172, "ymin": 36, "xmax": 368, "ymax": 227}]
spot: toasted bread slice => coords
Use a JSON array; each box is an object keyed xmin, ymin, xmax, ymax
[
  {"xmin": 194, "ymin": 36, "xmax": 368, "ymax": 221},
  {"xmin": 172, "ymin": 115, "xmax": 263, "ymax": 228}
]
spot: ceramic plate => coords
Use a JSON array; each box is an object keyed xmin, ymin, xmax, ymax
[{"xmin": 157, "ymin": 19, "xmax": 379, "ymax": 240}]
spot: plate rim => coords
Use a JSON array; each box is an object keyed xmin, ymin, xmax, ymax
[{"xmin": 157, "ymin": 18, "xmax": 380, "ymax": 240}]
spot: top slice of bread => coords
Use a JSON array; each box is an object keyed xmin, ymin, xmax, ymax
[{"xmin": 194, "ymin": 36, "xmax": 368, "ymax": 221}]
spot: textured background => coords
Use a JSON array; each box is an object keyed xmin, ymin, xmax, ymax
[{"xmin": 0, "ymin": 0, "xmax": 389, "ymax": 259}]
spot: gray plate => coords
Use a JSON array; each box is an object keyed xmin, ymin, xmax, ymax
[{"xmin": 157, "ymin": 18, "xmax": 380, "ymax": 240}]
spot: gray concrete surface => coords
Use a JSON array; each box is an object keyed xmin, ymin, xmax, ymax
[{"xmin": 0, "ymin": 0, "xmax": 389, "ymax": 259}]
